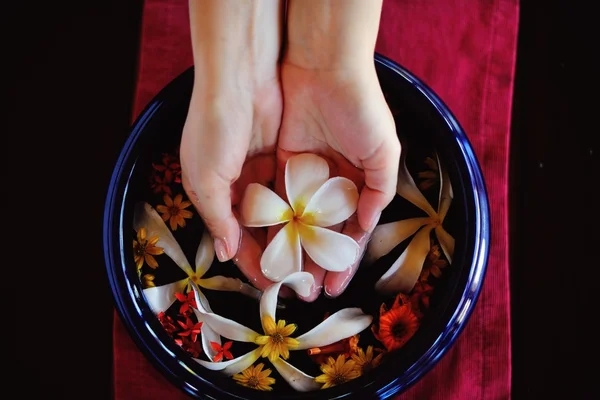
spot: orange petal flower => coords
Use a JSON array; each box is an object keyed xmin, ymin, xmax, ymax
[
  {"xmin": 156, "ymin": 194, "xmax": 193, "ymax": 231},
  {"xmin": 372, "ymin": 294, "xmax": 419, "ymax": 352},
  {"xmin": 133, "ymin": 227, "xmax": 164, "ymax": 271}
]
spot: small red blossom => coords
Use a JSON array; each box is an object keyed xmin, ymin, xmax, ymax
[
  {"xmin": 152, "ymin": 153, "xmax": 182, "ymax": 184},
  {"xmin": 177, "ymin": 317, "xmax": 202, "ymax": 342},
  {"xmin": 174, "ymin": 291, "xmax": 198, "ymax": 316},
  {"xmin": 150, "ymin": 172, "xmax": 173, "ymax": 195},
  {"xmin": 157, "ymin": 311, "xmax": 178, "ymax": 335},
  {"xmin": 175, "ymin": 337, "xmax": 204, "ymax": 358},
  {"xmin": 210, "ymin": 341, "xmax": 234, "ymax": 362}
]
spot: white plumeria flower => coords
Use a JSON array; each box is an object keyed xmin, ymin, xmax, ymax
[
  {"xmin": 240, "ymin": 153, "xmax": 361, "ymax": 282},
  {"xmin": 366, "ymin": 153, "xmax": 455, "ymax": 295},
  {"xmin": 133, "ymin": 202, "xmax": 263, "ymax": 359},
  {"xmin": 191, "ymin": 272, "xmax": 373, "ymax": 392}
]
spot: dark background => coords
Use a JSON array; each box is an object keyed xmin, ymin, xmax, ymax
[{"xmin": 5, "ymin": 0, "xmax": 595, "ymax": 399}]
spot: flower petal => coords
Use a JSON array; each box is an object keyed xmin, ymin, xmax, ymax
[
  {"xmin": 195, "ymin": 230, "xmax": 215, "ymax": 278},
  {"xmin": 298, "ymin": 224, "xmax": 359, "ymax": 272},
  {"xmin": 302, "ymin": 177, "xmax": 359, "ymax": 227},
  {"xmin": 194, "ymin": 348, "xmax": 262, "ymax": 376},
  {"xmin": 241, "ymin": 183, "xmax": 292, "ymax": 227},
  {"xmin": 397, "ymin": 157, "xmax": 437, "ymax": 217},
  {"xmin": 435, "ymin": 225, "xmax": 455, "ymax": 264},
  {"xmin": 193, "ymin": 307, "xmax": 260, "ymax": 343},
  {"xmin": 191, "ymin": 283, "xmax": 213, "ymax": 312},
  {"xmin": 260, "ymin": 222, "xmax": 302, "ymax": 282},
  {"xmin": 271, "ymin": 357, "xmax": 320, "ymax": 392},
  {"xmin": 364, "ymin": 217, "xmax": 430, "ymax": 263},
  {"xmin": 259, "ymin": 272, "xmax": 314, "ymax": 326},
  {"xmin": 192, "ymin": 308, "xmax": 221, "ymax": 360},
  {"xmin": 436, "ymin": 154, "xmax": 454, "ymax": 222},
  {"xmin": 375, "ymin": 224, "xmax": 434, "ymax": 295},
  {"xmin": 133, "ymin": 202, "xmax": 194, "ymax": 276},
  {"xmin": 142, "ymin": 278, "xmax": 189, "ymax": 314},
  {"xmin": 285, "ymin": 153, "xmax": 330, "ymax": 214},
  {"xmin": 295, "ymin": 308, "xmax": 372, "ymax": 350}
]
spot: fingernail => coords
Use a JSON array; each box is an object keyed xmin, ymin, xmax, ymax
[
  {"xmin": 214, "ymin": 238, "xmax": 230, "ymax": 262},
  {"xmin": 368, "ymin": 212, "xmax": 382, "ymax": 232}
]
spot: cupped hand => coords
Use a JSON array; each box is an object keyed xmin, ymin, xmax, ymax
[
  {"xmin": 180, "ymin": 81, "xmax": 282, "ymax": 291},
  {"xmin": 275, "ymin": 62, "xmax": 400, "ymax": 300}
]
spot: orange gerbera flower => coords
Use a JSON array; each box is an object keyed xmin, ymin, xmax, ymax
[
  {"xmin": 372, "ymin": 294, "xmax": 419, "ymax": 352},
  {"xmin": 133, "ymin": 227, "xmax": 164, "ymax": 271},
  {"xmin": 156, "ymin": 194, "xmax": 193, "ymax": 231}
]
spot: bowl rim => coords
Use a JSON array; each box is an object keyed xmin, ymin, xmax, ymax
[{"xmin": 103, "ymin": 52, "xmax": 490, "ymax": 399}]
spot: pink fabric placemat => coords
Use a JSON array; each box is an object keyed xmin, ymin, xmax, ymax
[{"xmin": 113, "ymin": 1, "xmax": 518, "ymax": 398}]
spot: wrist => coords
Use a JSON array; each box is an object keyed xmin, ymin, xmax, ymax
[{"xmin": 284, "ymin": 0, "xmax": 383, "ymax": 71}]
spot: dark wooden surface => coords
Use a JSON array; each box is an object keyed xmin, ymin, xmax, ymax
[{"xmin": 5, "ymin": 0, "xmax": 596, "ymax": 398}]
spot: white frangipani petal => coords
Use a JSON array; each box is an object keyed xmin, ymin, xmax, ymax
[
  {"xmin": 260, "ymin": 222, "xmax": 302, "ymax": 282},
  {"xmin": 259, "ymin": 272, "xmax": 314, "ymax": 326},
  {"xmin": 198, "ymin": 276, "xmax": 262, "ymax": 303},
  {"xmin": 285, "ymin": 153, "xmax": 329, "ymax": 213},
  {"xmin": 295, "ymin": 308, "xmax": 372, "ymax": 350},
  {"xmin": 194, "ymin": 348, "xmax": 262, "ymax": 376},
  {"xmin": 197, "ymin": 310, "xmax": 260, "ymax": 343},
  {"xmin": 435, "ymin": 225, "xmax": 455, "ymax": 263},
  {"xmin": 133, "ymin": 202, "xmax": 194, "ymax": 276},
  {"xmin": 192, "ymin": 283, "xmax": 213, "ymax": 313},
  {"xmin": 142, "ymin": 278, "xmax": 189, "ymax": 314},
  {"xmin": 365, "ymin": 217, "xmax": 431, "ymax": 263},
  {"xmin": 192, "ymin": 308, "xmax": 221, "ymax": 360},
  {"xmin": 396, "ymin": 159, "xmax": 437, "ymax": 217},
  {"xmin": 436, "ymin": 154, "xmax": 453, "ymax": 222},
  {"xmin": 302, "ymin": 177, "xmax": 359, "ymax": 227},
  {"xmin": 376, "ymin": 225, "xmax": 434, "ymax": 294},
  {"xmin": 298, "ymin": 224, "xmax": 359, "ymax": 272},
  {"xmin": 195, "ymin": 230, "xmax": 215, "ymax": 278},
  {"xmin": 241, "ymin": 183, "xmax": 292, "ymax": 227},
  {"xmin": 271, "ymin": 358, "xmax": 320, "ymax": 392}
]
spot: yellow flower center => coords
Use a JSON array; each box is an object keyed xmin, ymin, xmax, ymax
[{"xmin": 254, "ymin": 316, "xmax": 300, "ymax": 362}]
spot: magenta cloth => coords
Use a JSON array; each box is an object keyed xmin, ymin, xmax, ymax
[{"xmin": 113, "ymin": 0, "xmax": 518, "ymax": 398}]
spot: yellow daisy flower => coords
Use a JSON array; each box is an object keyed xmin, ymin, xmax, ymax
[
  {"xmin": 315, "ymin": 355, "xmax": 360, "ymax": 389},
  {"xmin": 133, "ymin": 227, "xmax": 164, "ymax": 271},
  {"xmin": 142, "ymin": 274, "xmax": 156, "ymax": 288},
  {"xmin": 233, "ymin": 363, "xmax": 276, "ymax": 391},
  {"xmin": 156, "ymin": 193, "xmax": 193, "ymax": 231},
  {"xmin": 351, "ymin": 346, "xmax": 384, "ymax": 374},
  {"xmin": 254, "ymin": 316, "xmax": 300, "ymax": 362}
]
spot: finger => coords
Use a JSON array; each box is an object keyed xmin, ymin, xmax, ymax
[
  {"xmin": 357, "ymin": 135, "xmax": 401, "ymax": 232},
  {"xmin": 182, "ymin": 171, "xmax": 240, "ymax": 263},
  {"xmin": 324, "ymin": 214, "xmax": 375, "ymax": 298}
]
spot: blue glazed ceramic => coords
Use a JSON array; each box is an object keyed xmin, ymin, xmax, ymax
[{"xmin": 104, "ymin": 53, "xmax": 490, "ymax": 399}]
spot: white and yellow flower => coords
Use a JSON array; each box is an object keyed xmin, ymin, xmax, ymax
[
  {"xmin": 366, "ymin": 153, "xmax": 455, "ymax": 294},
  {"xmin": 240, "ymin": 153, "xmax": 360, "ymax": 282},
  {"xmin": 192, "ymin": 272, "xmax": 373, "ymax": 392},
  {"xmin": 133, "ymin": 202, "xmax": 263, "ymax": 359}
]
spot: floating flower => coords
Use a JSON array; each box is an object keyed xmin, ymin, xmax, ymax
[
  {"xmin": 150, "ymin": 172, "xmax": 173, "ymax": 195},
  {"xmin": 134, "ymin": 202, "xmax": 265, "ymax": 360},
  {"xmin": 153, "ymin": 152, "xmax": 182, "ymax": 183},
  {"xmin": 409, "ymin": 281, "xmax": 434, "ymax": 319},
  {"xmin": 233, "ymin": 363, "xmax": 276, "ymax": 391},
  {"xmin": 366, "ymin": 153, "xmax": 455, "ymax": 294},
  {"xmin": 193, "ymin": 272, "xmax": 372, "ymax": 392},
  {"xmin": 177, "ymin": 317, "xmax": 203, "ymax": 342},
  {"xmin": 175, "ymin": 291, "xmax": 197, "ymax": 316},
  {"xmin": 157, "ymin": 311, "xmax": 178, "ymax": 335},
  {"xmin": 142, "ymin": 274, "xmax": 156, "ymax": 288},
  {"xmin": 211, "ymin": 341, "xmax": 234, "ymax": 362},
  {"xmin": 372, "ymin": 294, "xmax": 419, "ymax": 352},
  {"xmin": 351, "ymin": 346, "xmax": 384, "ymax": 375},
  {"xmin": 240, "ymin": 153, "xmax": 360, "ymax": 282},
  {"xmin": 156, "ymin": 193, "xmax": 193, "ymax": 231},
  {"xmin": 175, "ymin": 336, "xmax": 203, "ymax": 358},
  {"xmin": 417, "ymin": 156, "xmax": 439, "ymax": 191},
  {"xmin": 133, "ymin": 227, "xmax": 164, "ymax": 271},
  {"xmin": 421, "ymin": 243, "xmax": 448, "ymax": 281},
  {"xmin": 314, "ymin": 355, "xmax": 361, "ymax": 389}
]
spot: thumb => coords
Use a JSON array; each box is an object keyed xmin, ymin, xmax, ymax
[{"xmin": 182, "ymin": 171, "xmax": 241, "ymax": 262}]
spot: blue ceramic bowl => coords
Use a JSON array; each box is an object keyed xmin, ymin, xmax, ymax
[{"xmin": 104, "ymin": 53, "xmax": 490, "ymax": 399}]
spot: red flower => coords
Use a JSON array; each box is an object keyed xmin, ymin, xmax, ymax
[
  {"xmin": 177, "ymin": 317, "xmax": 202, "ymax": 342},
  {"xmin": 174, "ymin": 291, "xmax": 198, "ymax": 316},
  {"xmin": 409, "ymin": 281, "xmax": 434, "ymax": 319},
  {"xmin": 157, "ymin": 312, "xmax": 178, "ymax": 335},
  {"xmin": 175, "ymin": 337, "xmax": 204, "ymax": 358},
  {"xmin": 210, "ymin": 341, "xmax": 234, "ymax": 362},
  {"xmin": 372, "ymin": 294, "xmax": 419, "ymax": 352},
  {"xmin": 150, "ymin": 172, "xmax": 173, "ymax": 195},
  {"xmin": 152, "ymin": 153, "xmax": 182, "ymax": 184}
]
